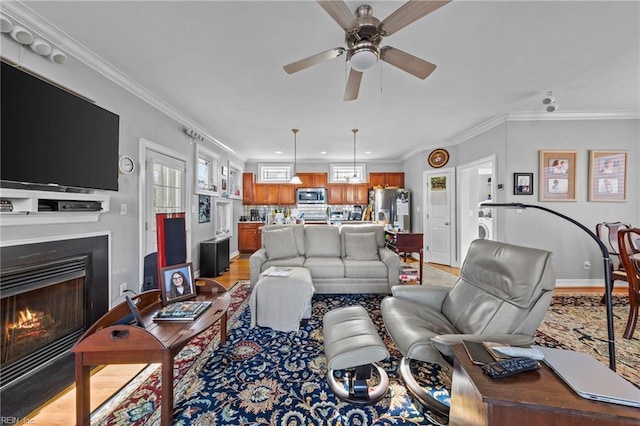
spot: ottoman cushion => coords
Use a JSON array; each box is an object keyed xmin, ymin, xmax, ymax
[{"xmin": 323, "ymin": 305, "xmax": 389, "ymax": 370}]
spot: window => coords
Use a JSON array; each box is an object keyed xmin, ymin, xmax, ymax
[
  {"xmin": 195, "ymin": 144, "xmax": 220, "ymax": 196},
  {"xmin": 258, "ymin": 164, "xmax": 293, "ymax": 183},
  {"xmin": 153, "ymin": 162, "xmax": 183, "ymax": 213},
  {"xmin": 330, "ymin": 163, "xmax": 367, "ymax": 183}
]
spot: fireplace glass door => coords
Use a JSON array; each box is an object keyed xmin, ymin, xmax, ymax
[{"xmin": 1, "ymin": 273, "xmax": 85, "ymax": 385}]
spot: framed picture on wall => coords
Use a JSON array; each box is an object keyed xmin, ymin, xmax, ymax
[
  {"xmin": 588, "ymin": 150, "xmax": 627, "ymax": 202},
  {"xmin": 514, "ymin": 173, "xmax": 533, "ymax": 195},
  {"xmin": 539, "ymin": 150, "xmax": 577, "ymax": 202}
]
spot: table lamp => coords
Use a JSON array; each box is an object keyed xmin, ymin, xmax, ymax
[{"xmin": 480, "ymin": 202, "xmax": 616, "ymax": 371}]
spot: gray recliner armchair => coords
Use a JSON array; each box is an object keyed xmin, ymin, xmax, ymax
[{"xmin": 381, "ymin": 239, "xmax": 556, "ymax": 419}]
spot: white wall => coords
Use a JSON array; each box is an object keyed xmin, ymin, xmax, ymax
[{"xmin": 405, "ymin": 118, "xmax": 639, "ymax": 281}]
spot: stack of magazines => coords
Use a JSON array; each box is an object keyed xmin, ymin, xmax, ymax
[{"xmin": 153, "ymin": 301, "xmax": 212, "ymax": 322}]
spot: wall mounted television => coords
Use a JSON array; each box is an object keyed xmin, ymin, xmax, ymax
[{"xmin": 1, "ymin": 62, "xmax": 120, "ymax": 192}]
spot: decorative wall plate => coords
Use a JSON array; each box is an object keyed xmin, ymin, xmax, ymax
[{"xmin": 428, "ymin": 149, "xmax": 449, "ymax": 168}]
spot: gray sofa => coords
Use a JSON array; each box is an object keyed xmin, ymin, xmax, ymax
[{"xmin": 249, "ymin": 224, "xmax": 400, "ymax": 294}]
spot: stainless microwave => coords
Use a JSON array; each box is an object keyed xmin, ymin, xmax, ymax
[{"xmin": 296, "ymin": 188, "xmax": 327, "ymax": 204}]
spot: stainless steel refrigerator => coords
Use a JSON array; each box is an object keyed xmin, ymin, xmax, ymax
[{"xmin": 371, "ymin": 188, "xmax": 410, "ymax": 232}]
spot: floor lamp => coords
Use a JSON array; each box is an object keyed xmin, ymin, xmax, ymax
[{"xmin": 480, "ymin": 202, "xmax": 616, "ymax": 371}]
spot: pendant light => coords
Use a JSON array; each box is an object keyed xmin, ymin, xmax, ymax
[
  {"xmin": 290, "ymin": 129, "xmax": 302, "ymax": 184},
  {"xmin": 349, "ymin": 129, "xmax": 360, "ymax": 183}
]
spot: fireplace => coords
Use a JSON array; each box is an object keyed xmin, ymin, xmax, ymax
[{"xmin": 0, "ymin": 235, "xmax": 109, "ymax": 420}]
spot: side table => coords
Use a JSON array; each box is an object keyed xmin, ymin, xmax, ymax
[
  {"xmin": 72, "ymin": 289, "xmax": 230, "ymax": 426},
  {"xmin": 449, "ymin": 345, "xmax": 639, "ymax": 425},
  {"xmin": 395, "ymin": 233, "xmax": 423, "ymax": 283}
]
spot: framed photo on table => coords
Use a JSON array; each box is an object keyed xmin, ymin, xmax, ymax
[
  {"xmin": 160, "ymin": 263, "xmax": 195, "ymax": 305},
  {"xmin": 514, "ymin": 173, "xmax": 533, "ymax": 195},
  {"xmin": 539, "ymin": 150, "xmax": 577, "ymax": 202},
  {"xmin": 588, "ymin": 150, "xmax": 627, "ymax": 202}
]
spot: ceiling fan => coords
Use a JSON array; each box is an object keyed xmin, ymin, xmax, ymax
[{"xmin": 283, "ymin": 0, "xmax": 451, "ymax": 101}]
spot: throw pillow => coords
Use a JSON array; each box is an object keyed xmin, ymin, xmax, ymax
[
  {"xmin": 263, "ymin": 227, "xmax": 298, "ymax": 260},
  {"xmin": 345, "ymin": 232, "xmax": 380, "ymax": 261}
]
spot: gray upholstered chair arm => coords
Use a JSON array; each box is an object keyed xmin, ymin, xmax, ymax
[
  {"xmin": 379, "ymin": 248, "xmax": 400, "ymax": 288},
  {"xmin": 390, "ymin": 285, "xmax": 450, "ymax": 309},
  {"xmin": 431, "ymin": 333, "xmax": 536, "ymax": 358},
  {"xmin": 249, "ymin": 248, "xmax": 267, "ymax": 288}
]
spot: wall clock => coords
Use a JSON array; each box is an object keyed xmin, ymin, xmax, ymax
[
  {"xmin": 428, "ymin": 149, "xmax": 449, "ymax": 168},
  {"xmin": 119, "ymin": 155, "xmax": 135, "ymax": 175}
]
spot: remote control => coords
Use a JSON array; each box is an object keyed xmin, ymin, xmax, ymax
[
  {"xmin": 492, "ymin": 346, "xmax": 545, "ymax": 360},
  {"xmin": 481, "ymin": 357, "xmax": 541, "ymax": 379}
]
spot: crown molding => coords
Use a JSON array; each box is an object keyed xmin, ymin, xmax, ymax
[
  {"xmin": 400, "ymin": 110, "xmax": 639, "ymax": 162},
  {"xmin": 2, "ymin": 1, "xmax": 242, "ymax": 160}
]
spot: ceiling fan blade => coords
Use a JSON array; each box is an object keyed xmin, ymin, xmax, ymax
[
  {"xmin": 380, "ymin": 0, "xmax": 451, "ymax": 36},
  {"xmin": 344, "ymin": 69, "xmax": 363, "ymax": 101},
  {"xmin": 283, "ymin": 48, "xmax": 345, "ymax": 74},
  {"xmin": 317, "ymin": 0, "xmax": 356, "ymax": 31},
  {"xmin": 381, "ymin": 46, "xmax": 436, "ymax": 79}
]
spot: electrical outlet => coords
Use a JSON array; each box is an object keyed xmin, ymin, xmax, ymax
[
  {"xmin": 120, "ymin": 283, "xmax": 127, "ymax": 295},
  {"xmin": 583, "ymin": 261, "xmax": 591, "ymax": 270}
]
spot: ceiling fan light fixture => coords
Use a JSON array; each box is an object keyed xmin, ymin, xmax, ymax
[{"xmin": 348, "ymin": 43, "xmax": 379, "ymax": 72}]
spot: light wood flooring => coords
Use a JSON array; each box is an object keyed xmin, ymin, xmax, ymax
[{"xmin": 27, "ymin": 256, "xmax": 620, "ymax": 425}]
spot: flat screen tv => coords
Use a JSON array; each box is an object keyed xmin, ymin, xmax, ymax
[{"xmin": 1, "ymin": 62, "xmax": 120, "ymax": 192}]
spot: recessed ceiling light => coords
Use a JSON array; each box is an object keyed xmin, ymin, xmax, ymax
[
  {"xmin": 275, "ymin": 150, "xmax": 283, "ymax": 154},
  {"xmin": 365, "ymin": 151, "xmax": 372, "ymax": 154},
  {"xmin": 320, "ymin": 151, "xmax": 327, "ymax": 155}
]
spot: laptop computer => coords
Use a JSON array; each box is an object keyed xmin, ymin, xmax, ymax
[{"xmin": 535, "ymin": 346, "xmax": 640, "ymax": 408}]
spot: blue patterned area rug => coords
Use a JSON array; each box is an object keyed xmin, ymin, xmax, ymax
[
  {"xmin": 94, "ymin": 282, "xmax": 449, "ymax": 425},
  {"xmin": 94, "ymin": 283, "xmax": 638, "ymax": 425}
]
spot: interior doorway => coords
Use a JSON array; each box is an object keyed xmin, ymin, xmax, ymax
[{"xmin": 457, "ymin": 155, "xmax": 496, "ymax": 265}]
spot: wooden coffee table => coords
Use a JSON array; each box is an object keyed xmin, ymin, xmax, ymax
[
  {"xmin": 449, "ymin": 345, "xmax": 639, "ymax": 425},
  {"xmin": 73, "ymin": 289, "xmax": 230, "ymax": 426}
]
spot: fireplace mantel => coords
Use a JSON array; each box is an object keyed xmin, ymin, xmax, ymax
[{"xmin": 0, "ymin": 188, "xmax": 110, "ymax": 226}]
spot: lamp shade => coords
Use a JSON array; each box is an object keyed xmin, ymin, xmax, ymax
[
  {"xmin": 290, "ymin": 175, "xmax": 302, "ymax": 185},
  {"xmin": 348, "ymin": 43, "xmax": 380, "ymax": 72}
]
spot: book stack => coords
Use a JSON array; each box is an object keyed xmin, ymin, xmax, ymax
[
  {"xmin": 399, "ymin": 263, "xmax": 419, "ymax": 282},
  {"xmin": 153, "ymin": 300, "xmax": 212, "ymax": 322}
]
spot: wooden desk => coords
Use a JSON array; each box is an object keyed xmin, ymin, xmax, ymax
[
  {"xmin": 72, "ymin": 289, "xmax": 230, "ymax": 426},
  {"xmin": 449, "ymin": 345, "xmax": 639, "ymax": 426},
  {"xmin": 394, "ymin": 233, "xmax": 423, "ymax": 283}
]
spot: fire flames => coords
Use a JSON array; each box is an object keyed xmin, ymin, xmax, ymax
[{"xmin": 6, "ymin": 307, "xmax": 50, "ymax": 341}]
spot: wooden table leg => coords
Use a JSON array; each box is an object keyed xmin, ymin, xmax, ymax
[
  {"xmin": 220, "ymin": 311, "xmax": 227, "ymax": 345},
  {"xmin": 75, "ymin": 353, "xmax": 91, "ymax": 426},
  {"xmin": 419, "ymin": 248, "xmax": 424, "ymax": 284},
  {"xmin": 161, "ymin": 351, "xmax": 174, "ymax": 426}
]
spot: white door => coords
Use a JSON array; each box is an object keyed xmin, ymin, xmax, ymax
[
  {"xmin": 138, "ymin": 138, "xmax": 191, "ymax": 288},
  {"xmin": 424, "ymin": 168, "xmax": 455, "ymax": 266},
  {"xmin": 144, "ymin": 150, "xmax": 187, "ymax": 255}
]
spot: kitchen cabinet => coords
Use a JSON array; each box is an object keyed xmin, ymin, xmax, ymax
[
  {"xmin": 254, "ymin": 184, "xmax": 279, "ymax": 205},
  {"xmin": 278, "ymin": 184, "xmax": 296, "ymax": 205},
  {"xmin": 297, "ymin": 173, "xmax": 328, "ymax": 188},
  {"xmin": 369, "ymin": 172, "xmax": 404, "ymax": 188},
  {"xmin": 243, "ymin": 173, "xmax": 255, "ymax": 205},
  {"xmin": 254, "ymin": 183, "xmax": 295, "ymax": 205},
  {"xmin": 328, "ymin": 183, "xmax": 368, "ymax": 204},
  {"xmin": 238, "ymin": 222, "xmax": 264, "ymax": 253}
]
